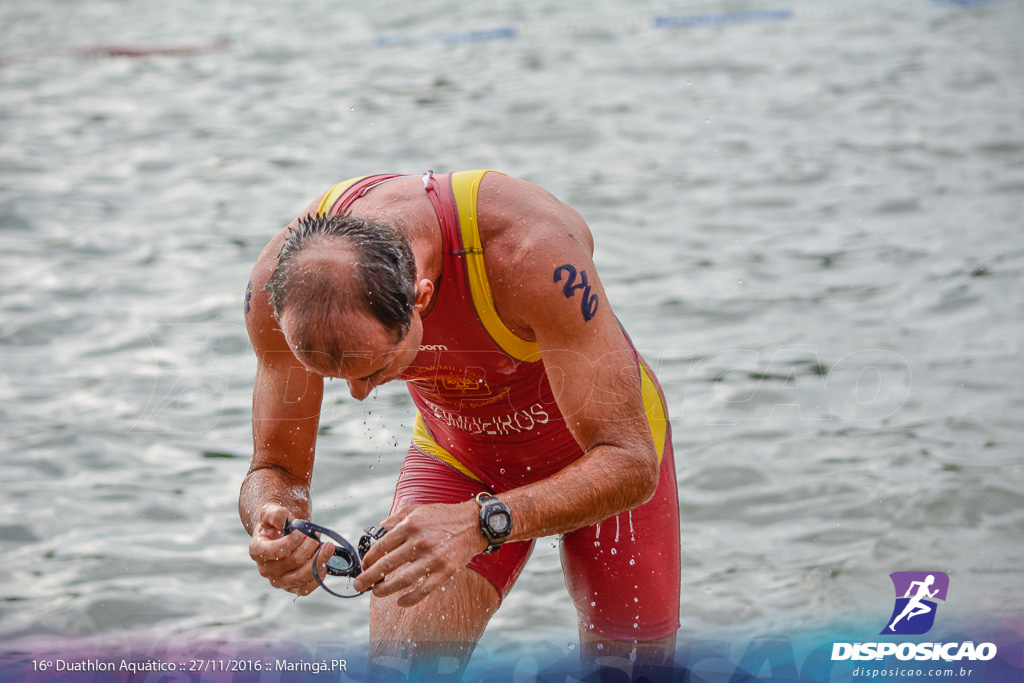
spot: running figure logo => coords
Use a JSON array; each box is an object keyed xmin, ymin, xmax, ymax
[{"xmin": 881, "ymin": 571, "xmax": 950, "ymax": 635}]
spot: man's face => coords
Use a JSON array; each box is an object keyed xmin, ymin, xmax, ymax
[{"xmin": 281, "ymin": 307, "xmax": 424, "ymax": 401}]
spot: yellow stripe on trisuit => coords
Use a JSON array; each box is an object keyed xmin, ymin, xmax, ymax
[
  {"xmin": 450, "ymin": 170, "xmax": 542, "ymax": 363},
  {"xmin": 640, "ymin": 362, "xmax": 668, "ymax": 463},
  {"xmin": 413, "ymin": 413, "xmax": 483, "ymax": 482},
  {"xmin": 315, "ymin": 176, "xmax": 368, "ymax": 217}
]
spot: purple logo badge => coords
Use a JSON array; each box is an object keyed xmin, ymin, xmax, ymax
[{"xmin": 881, "ymin": 572, "xmax": 949, "ymax": 635}]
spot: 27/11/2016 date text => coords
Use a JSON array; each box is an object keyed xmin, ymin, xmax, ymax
[{"xmin": 189, "ymin": 659, "xmax": 348, "ymax": 673}]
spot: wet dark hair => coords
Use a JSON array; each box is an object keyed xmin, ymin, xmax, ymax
[{"xmin": 264, "ymin": 213, "xmax": 417, "ymax": 361}]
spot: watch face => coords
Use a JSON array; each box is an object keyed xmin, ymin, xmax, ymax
[{"xmin": 489, "ymin": 511, "xmax": 511, "ymax": 535}]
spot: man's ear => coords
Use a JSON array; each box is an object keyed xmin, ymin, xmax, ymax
[{"xmin": 414, "ymin": 278, "xmax": 434, "ymax": 312}]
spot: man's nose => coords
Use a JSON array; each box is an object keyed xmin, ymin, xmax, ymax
[{"xmin": 348, "ymin": 379, "xmax": 372, "ymax": 400}]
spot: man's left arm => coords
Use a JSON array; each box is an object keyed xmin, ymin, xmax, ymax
[
  {"xmin": 479, "ymin": 212, "xmax": 661, "ymax": 541},
  {"xmin": 355, "ymin": 177, "xmax": 663, "ymax": 604}
]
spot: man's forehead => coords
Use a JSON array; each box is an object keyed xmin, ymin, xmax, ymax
[
  {"xmin": 282, "ymin": 307, "xmax": 399, "ymax": 352},
  {"xmin": 303, "ymin": 345, "xmax": 398, "ymax": 378},
  {"xmin": 338, "ymin": 348, "xmax": 395, "ymax": 368}
]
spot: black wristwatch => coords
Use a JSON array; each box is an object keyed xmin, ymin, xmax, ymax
[{"xmin": 475, "ymin": 492, "xmax": 513, "ymax": 554}]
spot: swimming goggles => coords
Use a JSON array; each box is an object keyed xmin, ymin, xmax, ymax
[{"xmin": 284, "ymin": 519, "xmax": 387, "ymax": 598}]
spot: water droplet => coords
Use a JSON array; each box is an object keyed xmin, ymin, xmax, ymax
[
  {"xmin": 568, "ymin": 642, "xmax": 576, "ymax": 650},
  {"xmin": 629, "ymin": 559, "xmax": 635, "ymax": 566},
  {"xmin": 597, "ymin": 644, "xmax": 604, "ymax": 651},
  {"xmin": 593, "ymin": 541, "xmax": 600, "ymax": 547},
  {"xmin": 610, "ymin": 548, "xmax": 617, "ymax": 555},
  {"xmin": 500, "ymin": 468, "xmax": 505, "ymax": 474},
  {"xmin": 634, "ymin": 597, "xmax": 639, "ymax": 603},
  {"xmin": 590, "ymin": 601, "xmax": 596, "ymax": 607}
]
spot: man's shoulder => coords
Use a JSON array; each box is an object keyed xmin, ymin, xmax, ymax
[
  {"xmin": 246, "ymin": 226, "xmax": 298, "ymax": 361},
  {"xmin": 472, "ymin": 173, "xmax": 600, "ymax": 338},
  {"xmin": 476, "ymin": 173, "xmax": 594, "ymax": 260}
]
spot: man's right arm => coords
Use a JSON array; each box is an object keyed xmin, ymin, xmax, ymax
[{"xmin": 239, "ymin": 194, "xmax": 335, "ymax": 595}]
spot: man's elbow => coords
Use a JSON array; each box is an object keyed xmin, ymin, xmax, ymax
[
  {"xmin": 622, "ymin": 444, "xmax": 661, "ymax": 509},
  {"xmin": 638, "ymin": 453, "xmax": 661, "ymax": 505}
]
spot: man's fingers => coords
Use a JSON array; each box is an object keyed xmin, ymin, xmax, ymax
[
  {"xmin": 353, "ymin": 538, "xmax": 424, "ymax": 592},
  {"xmin": 264, "ymin": 542, "xmax": 333, "ymax": 596},
  {"xmin": 250, "ymin": 530, "xmax": 330, "ymax": 596},
  {"xmin": 248, "ymin": 505, "xmax": 349, "ymax": 597},
  {"xmin": 360, "ymin": 518, "xmax": 413, "ymax": 568},
  {"xmin": 294, "ymin": 543, "xmax": 334, "ymax": 595},
  {"xmin": 258, "ymin": 502, "xmax": 291, "ymax": 532},
  {"xmin": 273, "ymin": 557, "xmax": 323, "ymax": 595},
  {"xmin": 394, "ymin": 567, "xmax": 456, "ymax": 608},
  {"xmin": 373, "ymin": 504, "xmax": 418, "ymax": 541},
  {"xmin": 369, "ymin": 556, "xmax": 444, "ymax": 600},
  {"xmin": 378, "ymin": 507, "xmax": 412, "ymax": 530},
  {"xmin": 255, "ymin": 535, "xmax": 323, "ymax": 574},
  {"xmin": 315, "ymin": 543, "xmax": 335, "ymax": 579},
  {"xmin": 250, "ymin": 527, "xmax": 317, "ymax": 562}
]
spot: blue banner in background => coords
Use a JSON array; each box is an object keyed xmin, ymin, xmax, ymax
[{"xmin": 2, "ymin": 611, "xmax": 1021, "ymax": 683}]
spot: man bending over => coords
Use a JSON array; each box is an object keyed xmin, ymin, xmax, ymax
[{"xmin": 240, "ymin": 170, "xmax": 680, "ymax": 676}]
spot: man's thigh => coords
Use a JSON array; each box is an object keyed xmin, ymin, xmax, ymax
[
  {"xmin": 369, "ymin": 565, "xmax": 498, "ymax": 651},
  {"xmin": 560, "ymin": 440, "xmax": 681, "ymax": 642},
  {"xmin": 369, "ymin": 567, "xmax": 498, "ymax": 681}
]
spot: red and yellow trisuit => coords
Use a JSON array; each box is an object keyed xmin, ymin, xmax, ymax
[{"xmin": 316, "ymin": 170, "xmax": 680, "ymax": 640}]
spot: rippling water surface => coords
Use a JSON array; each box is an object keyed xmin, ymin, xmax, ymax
[{"xmin": 1, "ymin": 0, "xmax": 1022, "ymax": 657}]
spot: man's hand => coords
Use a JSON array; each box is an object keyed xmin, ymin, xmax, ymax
[
  {"xmin": 354, "ymin": 501, "xmax": 489, "ymax": 606},
  {"xmin": 248, "ymin": 503, "xmax": 335, "ymax": 596}
]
